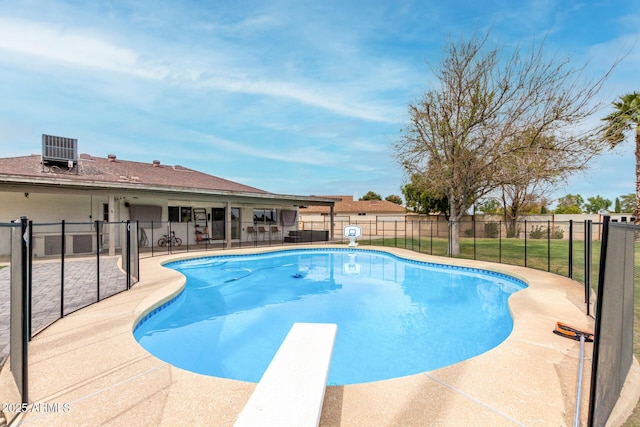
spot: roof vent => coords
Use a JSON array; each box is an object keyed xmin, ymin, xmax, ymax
[
  {"xmin": 107, "ymin": 154, "xmax": 117, "ymax": 162},
  {"xmin": 42, "ymin": 134, "xmax": 78, "ymax": 164},
  {"xmin": 152, "ymin": 160, "xmax": 161, "ymax": 167}
]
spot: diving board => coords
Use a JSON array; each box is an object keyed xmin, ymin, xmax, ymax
[{"xmin": 234, "ymin": 322, "xmax": 338, "ymax": 427}]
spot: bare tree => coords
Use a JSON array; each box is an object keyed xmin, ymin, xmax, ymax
[
  {"xmin": 495, "ymin": 129, "xmax": 564, "ymax": 236},
  {"xmin": 395, "ymin": 32, "xmax": 613, "ymax": 255}
]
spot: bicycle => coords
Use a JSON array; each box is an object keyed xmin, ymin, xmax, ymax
[{"xmin": 158, "ymin": 231, "xmax": 182, "ymax": 247}]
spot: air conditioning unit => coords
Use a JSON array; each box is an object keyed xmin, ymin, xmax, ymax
[{"xmin": 42, "ymin": 134, "xmax": 78, "ymax": 164}]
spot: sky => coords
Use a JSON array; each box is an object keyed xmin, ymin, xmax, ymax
[{"xmin": 0, "ymin": 0, "xmax": 638, "ymax": 208}]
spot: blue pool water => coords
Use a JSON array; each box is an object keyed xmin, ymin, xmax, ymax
[{"xmin": 134, "ymin": 249, "xmax": 526, "ymax": 385}]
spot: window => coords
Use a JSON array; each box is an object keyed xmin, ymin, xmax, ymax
[
  {"xmin": 168, "ymin": 206, "xmax": 193, "ymax": 222},
  {"xmin": 168, "ymin": 206, "xmax": 180, "ymax": 222},
  {"xmin": 253, "ymin": 208, "xmax": 277, "ymax": 223},
  {"xmin": 181, "ymin": 207, "xmax": 192, "ymax": 222}
]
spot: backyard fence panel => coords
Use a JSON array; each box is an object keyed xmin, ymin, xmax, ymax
[
  {"xmin": 476, "ymin": 220, "xmax": 503, "ymax": 264},
  {"xmin": 137, "ymin": 220, "xmax": 156, "ymax": 258},
  {"xmin": 96, "ymin": 222, "xmax": 127, "ymax": 300},
  {"xmin": 62, "ymin": 222, "xmax": 99, "ymax": 313},
  {"xmin": 0, "ymin": 224, "xmax": 14, "ymax": 363},
  {"xmin": 63, "ymin": 258, "xmax": 99, "ymax": 314},
  {"xmin": 9, "ymin": 219, "xmax": 28, "ymax": 407},
  {"xmin": 588, "ymin": 222, "xmax": 638, "ymax": 427},
  {"xmin": 549, "ymin": 221, "xmax": 572, "ymax": 277},
  {"xmin": 0, "ymin": 224, "xmax": 12, "ymax": 260},
  {"xmin": 29, "ymin": 222, "xmax": 63, "ymax": 334}
]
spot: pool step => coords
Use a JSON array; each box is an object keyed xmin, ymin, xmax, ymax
[{"xmin": 234, "ymin": 322, "xmax": 338, "ymax": 427}]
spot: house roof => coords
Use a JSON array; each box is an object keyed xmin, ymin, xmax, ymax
[
  {"xmin": 0, "ymin": 153, "xmax": 268, "ymax": 194},
  {"xmin": 0, "ymin": 153, "xmax": 336, "ymax": 206},
  {"xmin": 300, "ymin": 196, "xmax": 406, "ymax": 214}
]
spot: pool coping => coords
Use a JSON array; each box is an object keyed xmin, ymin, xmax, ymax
[{"xmin": 2, "ymin": 245, "xmax": 639, "ymax": 426}]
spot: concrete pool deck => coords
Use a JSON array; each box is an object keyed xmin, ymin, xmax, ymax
[{"xmin": 1, "ymin": 245, "xmax": 639, "ymax": 426}]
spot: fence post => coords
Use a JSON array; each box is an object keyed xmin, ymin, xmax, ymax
[
  {"xmin": 61, "ymin": 220, "xmax": 65, "ymax": 318},
  {"xmin": 585, "ymin": 220, "xmax": 593, "ymax": 311},
  {"xmin": 473, "ymin": 216, "xmax": 477, "ymax": 260},
  {"xmin": 430, "ymin": 219, "xmax": 433, "ymax": 255},
  {"xmin": 568, "ymin": 220, "xmax": 573, "ymax": 279},
  {"xmin": 547, "ymin": 220, "xmax": 551, "ymax": 272},
  {"xmin": 394, "ymin": 220, "xmax": 398, "ymax": 248},
  {"xmin": 136, "ymin": 220, "xmax": 141, "ymax": 281},
  {"xmin": 20, "ymin": 216, "xmax": 29, "ymax": 403},
  {"xmin": 186, "ymin": 221, "xmax": 190, "ymax": 252},
  {"xmin": 447, "ymin": 220, "xmax": 452, "ymax": 257},
  {"xmin": 28, "ymin": 220, "xmax": 33, "ymax": 340},
  {"xmin": 524, "ymin": 220, "xmax": 528, "ymax": 267},
  {"xmin": 499, "ymin": 221, "xmax": 502, "ymax": 263},
  {"xmin": 96, "ymin": 220, "xmax": 101, "ymax": 302},
  {"xmin": 587, "ymin": 215, "xmax": 610, "ymax": 425},
  {"xmin": 126, "ymin": 220, "xmax": 131, "ymax": 290}
]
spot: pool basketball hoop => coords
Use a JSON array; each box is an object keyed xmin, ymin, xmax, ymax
[{"xmin": 344, "ymin": 225, "xmax": 362, "ymax": 247}]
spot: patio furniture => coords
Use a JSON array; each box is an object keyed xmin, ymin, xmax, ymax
[
  {"xmin": 284, "ymin": 230, "xmax": 328, "ymax": 243},
  {"xmin": 258, "ymin": 226, "xmax": 267, "ymax": 240}
]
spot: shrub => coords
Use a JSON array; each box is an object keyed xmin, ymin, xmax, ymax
[
  {"xmin": 551, "ymin": 226, "xmax": 564, "ymax": 239},
  {"xmin": 484, "ymin": 222, "xmax": 499, "ymax": 238},
  {"xmin": 529, "ymin": 225, "xmax": 565, "ymax": 239},
  {"xmin": 529, "ymin": 225, "xmax": 546, "ymax": 239}
]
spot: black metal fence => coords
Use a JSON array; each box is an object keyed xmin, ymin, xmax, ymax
[
  {"xmin": 3, "ymin": 216, "xmax": 637, "ymax": 425},
  {"xmin": 25, "ymin": 220, "xmax": 139, "ymax": 338},
  {"xmin": 332, "ymin": 218, "xmax": 604, "ymax": 315},
  {"xmin": 0, "ymin": 220, "xmax": 140, "ymax": 366},
  {"xmin": 138, "ymin": 218, "xmax": 604, "ymax": 310}
]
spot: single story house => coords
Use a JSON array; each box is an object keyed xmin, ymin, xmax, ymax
[{"xmin": 0, "ymin": 137, "xmax": 336, "ymax": 256}]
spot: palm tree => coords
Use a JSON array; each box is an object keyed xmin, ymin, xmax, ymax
[{"xmin": 601, "ymin": 92, "xmax": 640, "ymax": 222}]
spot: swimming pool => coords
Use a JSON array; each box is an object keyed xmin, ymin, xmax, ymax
[{"xmin": 134, "ymin": 248, "xmax": 527, "ymax": 385}]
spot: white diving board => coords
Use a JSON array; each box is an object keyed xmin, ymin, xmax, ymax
[{"xmin": 234, "ymin": 322, "xmax": 338, "ymax": 427}]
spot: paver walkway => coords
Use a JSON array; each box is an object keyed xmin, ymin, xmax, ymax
[{"xmin": 0, "ymin": 257, "xmax": 127, "ymax": 363}]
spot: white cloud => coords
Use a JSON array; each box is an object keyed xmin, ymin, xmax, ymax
[
  {"xmin": 0, "ymin": 18, "xmax": 167, "ymax": 79},
  {"xmin": 0, "ymin": 15, "xmax": 403, "ymax": 124},
  {"xmin": 195, "ymin": 132, "xmax": 346, "ymax": 166}
]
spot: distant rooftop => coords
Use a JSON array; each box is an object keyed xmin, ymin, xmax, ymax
[{"xmin": 300, "ymin": 196, "xmax": 406, "ymax": 214}]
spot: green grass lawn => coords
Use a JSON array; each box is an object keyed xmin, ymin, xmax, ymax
[
  {"xmin": 360, "ymin": 236, "xmax": 602, "ymax": 284},
  {"xmin": 358, "ymin": 235, "xmax": 640, "ymax": 425}
]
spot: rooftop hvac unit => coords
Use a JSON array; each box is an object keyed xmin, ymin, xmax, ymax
[{"xmin": 42, "ymin": 134, "xmax": 78, "ymax": 164}]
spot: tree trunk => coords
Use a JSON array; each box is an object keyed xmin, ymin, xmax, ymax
[
  {"xmin": 635, "ymin": 126, "xmax": 640, "ymax": 224},
  {"xmin": 449, "ymin": 220, "xmax": 460, "ymax": 256},
  {"xmin": 448, "ymin": 203, "xmax": 464, "ymax": 256},
  {"xmin": 506, "ymin": 220, "xmax": 520, "ymax": 238}
]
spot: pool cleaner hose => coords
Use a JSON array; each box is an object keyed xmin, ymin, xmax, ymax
[{"xmin": 553, "ymin": 321, "xmax": 593, "ymax": 427}]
